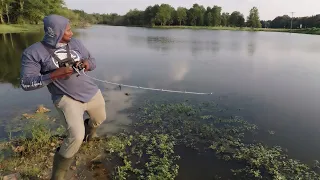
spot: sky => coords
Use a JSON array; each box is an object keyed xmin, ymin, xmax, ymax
[{"xmin": 64, "ymin": 0, "xmax": 320, "ymax": 20}]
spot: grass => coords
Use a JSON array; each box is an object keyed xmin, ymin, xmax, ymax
[
  {"xmin": 0, "ymin": 24, "xmax": 43, "ymax": 34},
  {"xmin": 0, "ymin": 22, "xmax": 91, "ymax": 34},
  {"xmin": 154, "ymin": 25, "xmax": 320, "ymax": 35},
  {"xmin": 0, "ymin": 106, "xmax": 108, "ymax": 179},
  {"xmin": 1, "ymin": 102, "xmax": 320, "ymax": 179}
]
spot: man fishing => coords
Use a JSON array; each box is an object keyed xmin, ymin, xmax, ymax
[{"xmin": 20, "ymin": 14, "xmax": 106, "ymax": 179}]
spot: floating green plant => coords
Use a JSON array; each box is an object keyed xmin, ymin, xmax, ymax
[{"xmin": 103, "ymin": 132, "xmax": 179, "ymax": 180}]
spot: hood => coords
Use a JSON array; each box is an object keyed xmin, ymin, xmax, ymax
[{"xmin": 42, "ymin": 14, "xmax": 70, "ymax": 48}]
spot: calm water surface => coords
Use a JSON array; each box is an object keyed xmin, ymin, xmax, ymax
[{"xmin": 1, "ymin": 25, "xmax": 320, "ymax": 177}]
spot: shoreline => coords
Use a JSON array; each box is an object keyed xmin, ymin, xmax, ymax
[
  {"xmin": 1, "ymin": 24, "xmax": 319, "ymax": 35},
  {"xmin": 0, "ymin": 23, "xmax": 91, "ymax": 34},
  {"xmin": 153, "ymin": 26, "xmax": 320, "ymax": 35},
  {"xmin": 0, "ymin": 24, "xmax": 42, "ymax": 34}
]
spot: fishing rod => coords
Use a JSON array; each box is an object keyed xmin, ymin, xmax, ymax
[{"xmin": 74, "ymin": 67, "xmax": 214, "ymax": 95}]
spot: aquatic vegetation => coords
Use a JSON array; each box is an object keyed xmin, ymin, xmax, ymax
[
  {"xmin": 128, "ymin": 101, "xmax": 320, "ymax": 179},
  {"xmin": 105, "ymin": 132, "xmax": 179, "ymax": 180},
  {"xmin": 131, "ymin": 102, "xmax": 257, "ymax": 152},
  {"xmin": 231, "ymin": 143, "xmax": 320, "ymax": 179}
]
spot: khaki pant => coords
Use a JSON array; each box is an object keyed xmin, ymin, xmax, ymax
[{"xmin": 54, "ymin": 89, "xmax": 106, "ymax": 158}]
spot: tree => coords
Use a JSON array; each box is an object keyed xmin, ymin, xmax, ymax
[
  {"xmin": 270, "ymin": 15, "xmax": 291, "ymax": 28},
  {"xmin": 229, "ymin": 11, "xmax": 245, "ymax": 27},
  {"xmin": 260, "ymin": 20, "xmax": 271, "ymax": 28},
  {"xmin": 169, "ymin": 8, "xmax": 177, "ymax": 25},
  {"xmin": 187, "ymin": 4, "xmax": 205, "ymax": 26},
  {"xmin": 204, "ymin": 7, "xmax": 211, "ymax": 26},
  {"xmin": 3, "ymin": 0, "xmax": 14, "ymax": 24},
  {"xmin": 56, "ymin": 7, "xmax": 79, "ymax": 25},
  {"xmin": 247, "ymin": 7, "xmax": 261, "ymax": 28},
  {"xmin": 238, "ymin": 14, "xmax": 245, "ymax": 27},
  {"xmin": 0, "ymin": 0, "xmax": 4, "ymax": 24},
  {"xmin": 156, "ymin": 4, "xmax": 174, "ymax": 26},
  {"xmin": 125, "ymin": 9, "xmax": 144, "ymax": 26},
  {"xmin": 144, "ymin": 5, "xmax": 160, "ymax": 26},
  {"xmin": 176, "ymin": 7, "xmax": 187, "ymax": 26},
  {"xmin": 197, "ymin": 5, "xmax": 206, "ymax": 26},
  {"xmin": 19, "ymin": 0, "xmax": 24, "ymax": 11},
  {"xmin": 24, "ymin": 0, "xmax": 46, "ymax": 24},
  {"xmin": 211, "ymin": 5, "xmax": 222, "ymax": 26},
  {"xmin": 206, "ymin": 12, "xmax": 213, "ymax": 26},
  {"xmin": 221, "ymin": 12, "xmax": 230, "ymax": 26},
  {"xmin": 187, "ymin": 7, "xmax": 197, "ymax": 26}
]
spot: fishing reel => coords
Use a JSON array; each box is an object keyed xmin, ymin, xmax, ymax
[
  {"xmin": 58, "ymin": 58, "xmax": 85, "ymax": 78},
  {"xmin": 58, "ymin": 59, "xmax": 84, "ymax": 71}
]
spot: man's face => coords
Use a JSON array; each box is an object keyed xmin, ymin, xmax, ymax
[{"xmin": 61, "ymin": 24, "xmax": 73, "ymax": 43}]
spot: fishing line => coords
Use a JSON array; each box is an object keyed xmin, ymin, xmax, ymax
[{"xmin": 76, "ymin": 68, "xmax": 214, "ymax": 95}]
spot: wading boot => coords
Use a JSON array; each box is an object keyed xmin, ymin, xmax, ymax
[
  {"xmin": 84, "ymin": 118, "xmax": 98, "ymax": 142},
  {"xmin": 51, "ymin": 148, "xmax": 74, "ymax": 180}
]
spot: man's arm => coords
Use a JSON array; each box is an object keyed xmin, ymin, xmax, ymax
[
  {"xmin": 20, "ymin": 52, "xmax": 52, "ymax": 91},
  {"xmin": 75, "ymin": 39, "xmax": 96, "ymax": 71}
]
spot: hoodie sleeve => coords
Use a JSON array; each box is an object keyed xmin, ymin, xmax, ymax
[
  {"xmin": 20, "ymin": 52, "xmax": 53, "ymax": 91},
  {"xmin": 74, "ymin": 39, "xmax": 96, "ymax": 71}
]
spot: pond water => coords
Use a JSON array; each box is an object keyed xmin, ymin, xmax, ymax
[{"xmin": 1, "ymin": 25, "xmax": 320, "ymax": 177}]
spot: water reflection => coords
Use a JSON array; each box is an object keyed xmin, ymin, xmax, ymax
[
  {"xmin": 210, "ymin": 41, "xmax": 220, "ymax": 54},
  {"xmin": 127, "ymin": 31, "xmax": 224, "ymax": 56},
  {"xmin": 247, "ymin": 32, "xmax": 257, "ymax": 56},
  {"xmin": 146, "ymin": 36, "xmax": 172, "ymax": 53},
  {"xmin": 97, "ymin": 87, "xmax": 134, "ymax": 136},
  {"xmin": 0, "ymin": 33, "xmax": 41, "ymax": 87}
]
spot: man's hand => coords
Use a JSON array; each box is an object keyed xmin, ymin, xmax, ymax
[
  {"xmin": 81, "ymin": 60, "xmax": 90, "ymax": 71},
  {"xmin": 76, "ymin": 60, "xmax": 90, "ymax": 72},
  {"xmin": 50, "ymin": 67, "xmax": 73, "ymax": 80}
]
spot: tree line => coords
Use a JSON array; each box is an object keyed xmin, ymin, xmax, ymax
[
  {"xmin": 1, "ymin": 1, "xmax": 320, "ymax": 29},
  {"xmin": 98, "ymin": 4, "xmax": 259, "ymax": 28},
  {"xmin": 94, "ymin": 4, "xmax": 320, "ymax": 29},
  {"xmin": 0, "ymin": 0, "xmax": 97, "ymax": 26}
]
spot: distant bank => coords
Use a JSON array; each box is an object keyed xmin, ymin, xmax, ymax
[
  {"xmin": 1, "ymin": 24, "xmax": 319, "ymax": 35},
  {"xmin": 154, "ymin": 26, "xmax": 320, "ymax": 35}
]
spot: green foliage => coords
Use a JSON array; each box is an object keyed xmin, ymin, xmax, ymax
[
  {"xmin": 211, "ymin": 5, "xmax": 222, "ymax": 26},
  {"xmin": 0, "ymin": 1, "xmax": 4, "ymax": 24},
  {"xmin": 95, "ymin": 4, "xmax": 320, "ymax": 30},
  {"xmin": 155, "ymin": 4, "xmax": 175, "ymax": 26},
  {"xmin": 0, "ymin": 0, "xmax": 97, "ymax": 26},
  {"xmin": 220, "ymin": 12, "xmax": 229, "ymax": 26},
  {"xmin": 270, "ymin": 14, "xmax": 320, "ymax": 29},
  {"xmin": 124, "ymin": 9, "xmax": 144, "ymax": 26},
  {"xmin": 143, "ymin": 5, "xmax": 159, "ymax": 26},
  {"xmin": 206, "ymin": 12, "xmax": 213, "ymax": 26},
  {"xmin": 129, "ymin": 101, "xmax": 319, "ymax": 179},
  {"xmin": 189, "ymin": 4, "xmax": 205, "ymax": 26},
  {"xmin": 229, "ymin": 11, "xmax": 245, "ymax": 27},
  {"xmin": 106, "ymin": 132, "xmax": 180, "ymax": 180},
  {"xmin": 231, "ymin": 144, "xmax": 320, "ymax": 179},
  {"xmin": 176, "ymin": 7, "xmax": 187, "ymax": 26},
  {"xmin": 85, "ymin": 2, "xmax": 320, "ymax": 30},
  {"xmin": 247, "ymin": 7, "xmax": 262, "ymax": 28}
]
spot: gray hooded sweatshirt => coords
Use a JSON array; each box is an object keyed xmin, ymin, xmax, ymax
[{"xmin": 20, "ymin": 14, "xmax": 99, "ymax": 103}]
